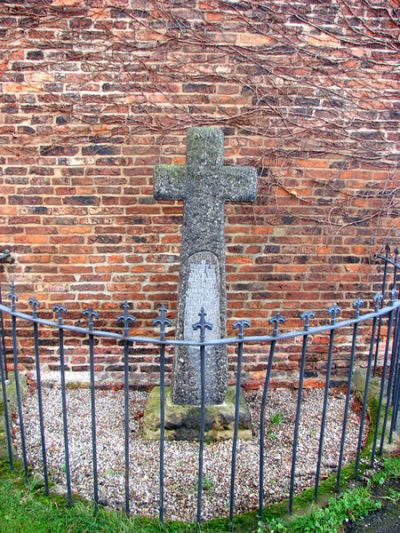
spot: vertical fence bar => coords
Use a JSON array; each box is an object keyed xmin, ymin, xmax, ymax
[
  {"xmin": 258, "ymin": 314, "xmax": 284, "ymax": 523},
  {"xmin": 389, "ymin": 326, "xmax": 400, "ymax": 442},
  {"xmin": 389, "ymin": 314, "xmax": 400, "ymax": 407},
  {"xmin": 83, "ymin": 308, "xmax": 99, "ymax": 512},
  {"xmin": 336, "ymin": 299, "xmax": 364, "ymax": 493},
  {"xmin": 373, "ymin": 244, "xmax": 390, "ymax": 376},
  {"xmin": 193, "ymin": 307, "xmax": 212, "ymax": 525},
  {"xmin": 53, "ymin": 305, "xmax": 72, "ymax": 504},
  {"xmin": 123, "ymin": 334, "xmax": 130, "ymax": 515},
  {"xmin": 380, "ymin": 334, "xmax": 398, "ymax": 454},
  {"xmin": 29, "ymin": 297, "xmax": 49, "ymax": 495},
  {"xmin": 117, "ymin": 302, "xmax": 135, "ymax": 516},
  {"xmin": 289, "ymin": 311, "xmax": 315, "ymax": 514},
  {"xmin": 386, "ymin": 250, "xmax": 399, "ymax": 403},
  {"xmin": 354, "ymin": 294, "xmax": 381, "ymax": 478},
  {"xmin": 0, "ymin": 283, "xmax": 8, "ymax": 380},
  {"xmin": 0, "ymin": 287, "xmax": 13, "ymax": 470},
  {"xmin": 371, "ymin": 290, "xmax": 396, "ymax": 464},
  {"xmin": 229, "ymin": 320, "xmax": 250, "ymax": 529},
  {"xmin": 153, "ymin": 305, "xmax": 171, "ymax": 525},
  {"xmin": 389, "ymin": 258, "xmax": 400, "ymax": 441},
  {"xmin": 380, "ymin": 289, "xmax": 399, "ymax": 454},
  {"xmin": 10, "ymin": 283, "xmax": 28, "ymax": 483},
  {"xmin": 314, "ymin": 304, "xmax": 341, "ymax": 501}
]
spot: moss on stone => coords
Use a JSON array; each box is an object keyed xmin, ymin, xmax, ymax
[
  {"xmin": 157, "ymin": 164, "xmax": 185, "ymax": 180},
  {"xmin": 143, "ymin": 386, "xmax": 253, "ymax": 442},
  {"xmin": 352, "ymin": 368, "xmax": 381, "ymax": 404},
  {"xmin": 0, "ymin": 374, "xmax": 27, "ymax": 459}
]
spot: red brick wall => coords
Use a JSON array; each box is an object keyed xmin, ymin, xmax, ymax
[{"xmin": 0, "ymin": 0, "xmax": 399, "ymax": 388}]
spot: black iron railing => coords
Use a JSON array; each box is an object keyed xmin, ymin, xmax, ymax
[{"xmin": 0, "ymin": 248, "xmax": 399, "ymax": 527}]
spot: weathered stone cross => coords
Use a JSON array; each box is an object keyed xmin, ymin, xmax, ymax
[{"xmin": 153, "ymin": 127, "xmax": 257, "ymax": 405}]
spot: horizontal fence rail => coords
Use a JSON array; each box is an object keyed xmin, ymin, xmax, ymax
[
  {"xmin": 0, "ymin": 301, "xmax": 398, "ymax": 346},
  {"xmin": 0, "ymin": 248, "xmax": 399, "ymax": 527}
]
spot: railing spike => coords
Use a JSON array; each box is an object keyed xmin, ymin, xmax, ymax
[
  {"xmin": 352, "ymin": 298, "xmax": 365, "ymax": 317},
  {"xmin": 269, "ymin": 314, "xmax": 285, "ymax": 336},
  {"xmin": 9, "ymin": 282, "xmax": 18, "ymax": 311},
  {"xmin": 390, "ymin": 287, "xmax": 397, "ymax": 305},
  {"xmin": 153, "ymin": 305, "xmax": 172, "ymax": 340},
  {"xmin": 192, "ymin": 307, "xmax": 213, "ymax": 341},
  {"xmin": 300, "ymin": 311, "xmax": 315, "ymax": 330},
  {"xmin": 117, "ymin": 301, "xmax": 136, "ymax": 336},
  {"xmin": 232, "ymin": 319, "xmax": 250, "ymax": 339},
  {"xmin": 28, "ymin": 297, "xmax": 40, "ymax": 318},
  {"xmin": 53, "ymin": 304, "xmax": 67, "ymax": 324},
  {"xmin": 328, "ymin": 304, "xmax": 341, "ymax": 324},
  {"xmin": 83, "ymin": 308, "xmax": 99, "ymax": 330},
  {"xmin": 373, "ymin": 292, "xmax": 383, "ymax": 311}
]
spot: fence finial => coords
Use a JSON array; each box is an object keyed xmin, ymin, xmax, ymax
[
  {"xmin": 28, "ymin": 297, "xmax": 40, "ymax": 318},
  {"xmin": 9, "ymin": 282, "xmax": 18, "ymax": 311},
  {"xmin": 352, "ymin": 298, "xmax": 364, "ymax": 317},
  {"xmin": 192, "ymin": 307, "xmax": 213, "ymax": 341},
  {"xmin": 153, "ymin": 305, "xmax": 172, "ymax": 340},
  {"xmin": 269, "ymin": 314, "xmax": 285, "ymax": 336},
  {"xmin": 232, "ymin": 319, "xmax": 250, "ymax": 339},
  {"xmin": 117, "ymin": 301, "xmax": 136, "ymax": 336},
  {"xmin": 83, "ymin": 308, "xmax": 99, "ymax": 331},
  {"xmin": 53, "ymin": 305, "xmax": 67, "ymax": 324},
  {"xmin": 390, "ymin": 287, "xmax": 397, "ymax": 305},
  {"xmin": 373, "ymin": 292, "xmax": 383, "ymax": 312},
  {"xmin": 300, "ymin": 311, "xmax": 315, "ymax": 330},
  {"xmin": 385, "ymin": 243, "xmax": 391, "ymax": 254},
  {"xmin": 328, "ymin": 303, "xmax": 341, "ymax": 324}
]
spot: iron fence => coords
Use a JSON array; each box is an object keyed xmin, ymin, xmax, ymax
[{"xmin": 0, "ymin": 247, "xmax": 399, "ymax": 528}]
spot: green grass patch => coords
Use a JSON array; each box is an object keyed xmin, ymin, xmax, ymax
[
  {"xmin": 0, "ymin": 457, "xmax": 398, "ymax": 532},
  {"xmin": 260, "ymin": 487, "xmax": 381, "ymax": 532}
]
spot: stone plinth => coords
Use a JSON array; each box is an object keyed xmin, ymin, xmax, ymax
[{"xmin": 143, "ymin": 386, "xmax": 253, "ymax": 442}]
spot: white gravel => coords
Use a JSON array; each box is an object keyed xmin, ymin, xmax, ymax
[{"xmin": 13, "ymin": 386, "xmax": 366, "ymax": 522}]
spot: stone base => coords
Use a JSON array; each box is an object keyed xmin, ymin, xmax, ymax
[
  {"xmin": 143, "ymin": 386, "xmax": 253, "ymax": 442},
  {"xmin": 0, "ymin": 374, "xmax": 27, "ymax": 460},
  {"xmin": 352, "ymin": 368, "xmax": 400, "ymax": 455}
]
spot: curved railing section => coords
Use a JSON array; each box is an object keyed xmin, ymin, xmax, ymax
[{"xmin": 0, "ymin": 247, "xmax": 399, "ymax": 527}]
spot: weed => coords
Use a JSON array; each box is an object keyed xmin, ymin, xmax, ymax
[
  {"xmin": 258, "ymin": 517, "xmax": 286, "ymax": 532},
  {"xmin": 271, "ymin": 414, "xmax": 283, "ymax": 425},
  {"xmin": 384, "ymin": 488, "xmax": 400, "ymax": 503},
  {"xmin": 202, "ymin": 475, "xmax": 214, "ymax": 493},
  {"xmin": 287, "ymin": 487, "xmax": 381, "ymax": 532}
]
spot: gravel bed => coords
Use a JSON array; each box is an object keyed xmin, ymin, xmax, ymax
[{"xmin": 13, "ymin": 386, "xmax": 367, "ymax": 522}]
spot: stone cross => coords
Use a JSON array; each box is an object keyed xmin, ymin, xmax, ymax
[{"xmin": 153, "ymin": 127, "xmax": 257, "ymax": 405}]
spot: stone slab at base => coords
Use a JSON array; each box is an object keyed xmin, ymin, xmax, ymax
[
  {"xmin": 143, "ymin": 386, "xmax": 253, "ymax": 442},
  {"xmin": 352, "ymin": 368, "xmax": 400, "ymax": 455},
  {"xmin": 0, "ymin": 375, "xmax": 27, "ymax": 460}
]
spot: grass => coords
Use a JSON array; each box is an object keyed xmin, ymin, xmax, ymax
[
  {"xmin": 0, "ymin": 455, "xmax": 398, "ymax": 532},
  {"xmin": 259, "ymin": 487, "xmax": 381, "ymax": 532}
]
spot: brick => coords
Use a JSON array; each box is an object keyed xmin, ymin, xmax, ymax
[
  {"xmin": 182, "ymin": 83, "xmax": 215, "ymax": 94},
  {"xmin": 0, "ymin": 1, "xmax": 397, "ymax": 389},
  {"xmin": 237, "ymin": 33, "xmax": 274, "ymax": 46}
]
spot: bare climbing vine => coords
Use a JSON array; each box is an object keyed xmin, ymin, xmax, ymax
[{"xmin": 0, "ymin": 0, "xmax": 399, "ymax": 239}]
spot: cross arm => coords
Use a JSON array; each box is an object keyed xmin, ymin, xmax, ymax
[
  {"xmin": 222, "ymin": 166, "xmax": 258, "ymax": 202},
  {"xmin": 153, "ymin": 164, "xmax": 187, "ymax": 200}
]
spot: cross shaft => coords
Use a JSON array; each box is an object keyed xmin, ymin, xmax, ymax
[{"xmin": 153, "ymin": 127, "xmax": 257, "ymax": 405}]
